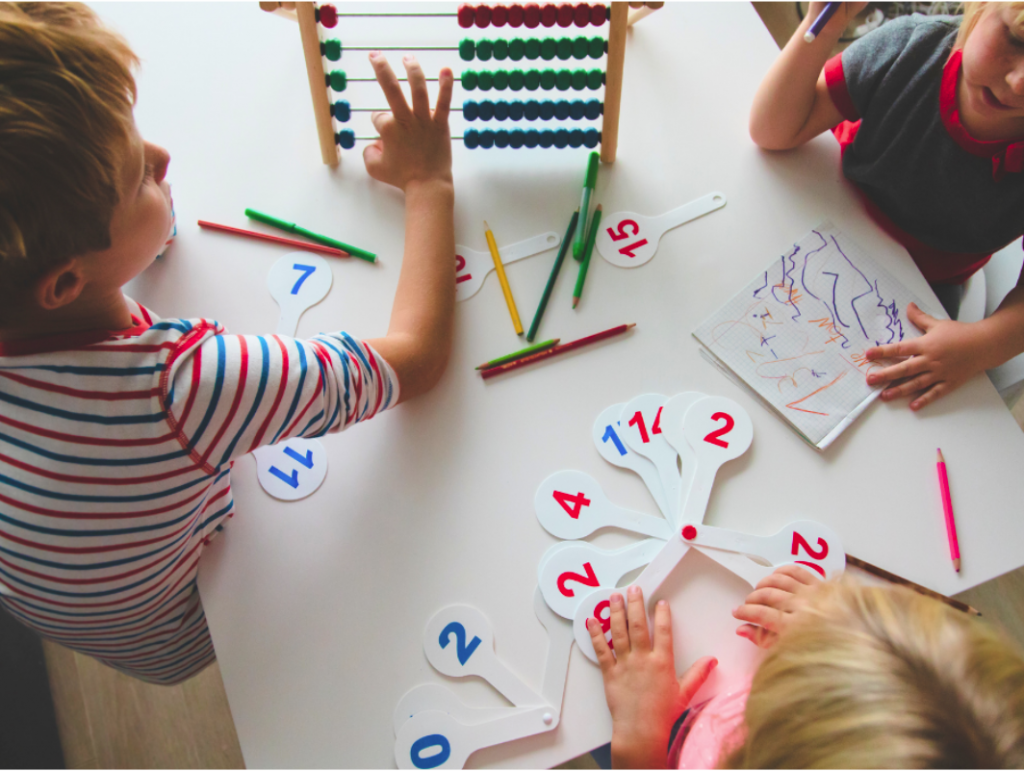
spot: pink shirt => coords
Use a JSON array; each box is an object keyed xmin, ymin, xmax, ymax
[{"xmin": 669, "ymin": 682, "xmax": 750, "ymax": 769}]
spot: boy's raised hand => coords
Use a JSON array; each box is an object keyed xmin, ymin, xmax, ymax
[
  {"xmin": 364, "ymin": 53, "xmax": 453, "ymax": 191},
  {"xmin": 588, "ymin": 586, "xmax": 717, "ymax": 769},
  {"xmin": 732, "ymin": 564, "xmax": 821, "ymax": 649}
]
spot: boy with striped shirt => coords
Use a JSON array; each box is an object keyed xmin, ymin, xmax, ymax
[{"xmin": 0, "ymin": 2, "xmax": 456, "ymax": 683}]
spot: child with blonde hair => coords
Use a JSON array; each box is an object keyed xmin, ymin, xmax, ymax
[
  {"xmin": 751, "ymin": 3, "xmax": 1024, "ymax": 411},
  {"xmin": 588, "ymin": 565, "xmax": 1024, "ymax": 768},
  {"xmin": 0, "ymin": 2, "xmax": 455, "ymax": 683}
]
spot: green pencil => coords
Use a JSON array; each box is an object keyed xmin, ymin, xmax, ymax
[
  {"xmin": 526, "ymin": 209, "xmax": 579, "ymax": 343},
  {"xmin": 572, "ymin": 204, "xmax": 602, "ymax": 309},
  {"xmin": 245, "ymin": 208, "xmax": 377, "ymax": 263},
  {"xmin": 573, "ymin": 152, "xmax": 600, "ymax": 261},
  {"xmin": 476, "ymin": 338, "xmax": 560, "ymax": 370}
]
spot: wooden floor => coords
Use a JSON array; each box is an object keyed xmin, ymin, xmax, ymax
[{"xmin": 38, "ymin": 5, "xmax": 1024, "ymax": 769}]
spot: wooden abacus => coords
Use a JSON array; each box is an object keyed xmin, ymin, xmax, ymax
[{"xmin": 260, "ymin": 1, "xmax": 663, "ymax": 167}]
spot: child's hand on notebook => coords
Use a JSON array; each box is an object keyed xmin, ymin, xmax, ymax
[
  {"xmin": 732, "ymin": 564, "xmax": 821, "ymax": 649},
  {"xmin": 864, "ymin": 302, "xmax": 999, "ymax": 410}
]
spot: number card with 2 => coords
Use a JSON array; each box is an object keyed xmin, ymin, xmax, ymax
[{"xmin": 454, "ymin": 232, "xmax": 560, "ymax": 301}]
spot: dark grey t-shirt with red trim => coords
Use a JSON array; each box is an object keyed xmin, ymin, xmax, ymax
[{"xmin": 838, "ymin": 14, "xmax": 1024, "ymax": 256}]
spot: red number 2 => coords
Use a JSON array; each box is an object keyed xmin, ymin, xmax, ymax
[
  {"xmin": 703, "ymin": 412, "xmax": 735, "ymax": 448},
  {"xmin": 791, "ymin": 532, "xmax": 829, "ymax": 577},
  {"xmin": 606, "ymin": 220, "xmax": 640, "ymax": 242},
  {"xmin": 553, "ymin": 490, "xmax": 591, "ymax": 519},
  {"xmin": 455, "ymin": 254, "xmax": 472, "ymax": 284},
  {"xmin": 557, "ymin": 562, "xmax": 600, "ymax": 597}
]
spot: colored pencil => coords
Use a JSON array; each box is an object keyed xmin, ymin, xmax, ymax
[
  {"xmin": 481, "ymin": 322, "xmax": 635, "ymax": 380},
  {"xmin": 484, "ymin": 220, "xmax": 524, "ymax": 336},
  {"xmin": 937, "ymin": 449, "xmax": 961, "ymax": 572},
  {"xmin": 198, "ymin": 220, "xmax": 349, "ymax": 257},
  {"xmin": 476, "ymin": 339, "xmax": 560, "ymax": 370},
  {"xmin": 572, "ymin": 204, "xmax": 602, "ymax": 309},
  {"xmin": 804, "ymin": 1, "xmax": 840, "ymax": 42},
  {"xmin": 574, "ymin": 152, "xmax": 600, "ymax": 261},
  {"xmin": 527, "ymin": 209, "xmax": 579, "ymax": 343},
  {"xmin": 845, "ymin": 554, "xmax": 979, "ymax": 616},
  {"xmin": 244, "ymin": 208, "xmax": 376, "ymax": 262}
]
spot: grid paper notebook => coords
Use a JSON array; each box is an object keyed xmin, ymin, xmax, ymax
[{"xmin": 693, "ymin": 222, "xmax": 930, "ymax": 450}]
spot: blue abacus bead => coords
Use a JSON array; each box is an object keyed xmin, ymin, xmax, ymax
[
  {"xmin": 331, "ymin": 100, "xmax": 351, "ymax": 122},
  {"xmin": 525, "ymin": 129, "xmax": 541, "ymax": 147},
  {"xmin": 464, "ymin": 129, "xmax": 480, "ymax": 149},
  {"xmin": 553, "ymin": 128, "xmax": 570, "ymax": 148},
  {"xmin": 335, "ymin": 129, "xmax": 355, "ymax": 149},
  {"xmin": 494, "ymin": 101, "xmax": 510, "ymax": 120},
  {"xmin": 539, "ymin": 100, "xmax": 555, "ymax": 120},
  {"xmin": 524, "ymin": 100, "xmax": 541, "ymax": 120},
  {"xmin": 583, "ymin": 128, "xmax": 600, "ymax": 148},
  {"xmin": 508, "ymin": 101, "xmax": 525, "ymax": 120},
  {"xmin": 494, "ymin": 130, "xmax": 510, "ymax": 148},
  {"xmin": 479, "ymin": 129, "xmax": 496, "ymax": 148},
  {"xmin": 479, "ymin": 100, "xmax": 495, "ymax": 120},
  {"xmin": 539, "ymin": 130, "xmax": 555, "ymax": 148},
  {"xmin": 327, "ymin": 70, "xmax": 347, "ymax": 91},
  {"xmin": 569, "ymin": 128, "xmax": 584, "ymax": 147},
  {"xmin": 464, "ymin": 100, "xmax": 479, "ymax": 121},
  {"xmin": 510, "ymin": 129, "xmax": 526, "ymax": 148},
  {"xmin": 568, "ymin": 99, "xmax": 585, "ymax": 120},
  {"xmin": 554, "ymin": 100, "xmax": 571, "ymax": 120},
  {"xmin": 585, "ymin": 98, "xmax": 603, "ymax": 119}
]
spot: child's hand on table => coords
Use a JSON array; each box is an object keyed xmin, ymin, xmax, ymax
[
  {"xmin": 864, "ymin": 302, "xmax": 996, "ymax": 410},
  {"xmin": 588, "ymin": 586, "xmax": 718, "ymax": 769},
  {"xmin": 732, "ymin": 564, "xmax": 821, "ymax": 650},
  {"xmin": 364, "ymin": 53, "xmax": 453, "ymax": 192}
]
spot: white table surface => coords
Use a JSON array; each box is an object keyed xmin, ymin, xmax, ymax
[{"xmin": 96, "ymin": 2, "xmax": 1024, "ymax": 767}]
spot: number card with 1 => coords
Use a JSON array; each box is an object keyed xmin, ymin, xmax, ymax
[
  {"xmin": 267, "ymin": 252, "xmax": 333, "ymax": 336},
  {"xmin": 252, "ymin": 437, "xmax": 328, "ymax": 501},
  {"xmin": 620, "ymin": 394, "xmax": 682, "ymax": 522},
  {"xmin": 592, "ymin": 403, "xmax": 669, "ymax": 518},
  {"xmin": 455, "ymin": 232, "xmax": 560, "ymax": 301},
  {"xmin": 658, "ymin": 391, "xmax": 706, "ymax": 525}
]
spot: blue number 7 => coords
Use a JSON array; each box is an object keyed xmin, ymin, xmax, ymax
[{"xmin": 291, "ymin": 264, "xmax": 316, "ymax": 295}]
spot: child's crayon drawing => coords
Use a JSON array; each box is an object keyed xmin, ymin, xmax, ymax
[{"xmin": 693, "ymin": 222, "xmax": 930, "ymax": 448}]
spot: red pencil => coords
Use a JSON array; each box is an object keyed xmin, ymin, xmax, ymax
[
  {"xmin": 937, "ymin": 448, "xmax": 961, "ymax": 572},
  {"xmin": 197, "ymin": 220, "xmax": 349, "ymax": 258},
  {"xmin": 480, "ymin": 323, "xmax": 635, "ymax": 380}
]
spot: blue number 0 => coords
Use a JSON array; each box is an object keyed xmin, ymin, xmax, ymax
[
  {"xmin": 439, "ymin": 622, "xmax": 481, "ymax": 665},
  {"xmin": 602, "ymin": 423, "xmax": 628, "ymax": 456},
  {"xmin": 410, "ymin": 734, "xmax": 451, "ymax": 769},
  {"xmin": 291, "ymin": 263, "xmax": 316, "ymax": 295}
]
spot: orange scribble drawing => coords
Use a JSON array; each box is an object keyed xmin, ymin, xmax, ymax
[
  {"xmin": 785, "ymin": 371, "xmax": 847, "ymax": 416},
  {"xmin": 745, "ymin": 350, "xmax": 765, "ymax": 363}
]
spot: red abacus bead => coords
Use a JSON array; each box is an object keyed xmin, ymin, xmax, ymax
[
  {"xmin": 458, "ymin": 4, "xmax": 476, "ymax": 27},
  {"xmin": 540, "ymin": 3, "xmax": 558, "ymax": 26},
  {"xmin": 523, "ymin": 3, "xmax": 541, "ymax": 27},
  {"xmin": 491, "ymin": 4, "xmax": 508, "ymax": 25},
  {"xmin": 507, "ymin": 4, "xmax": 524, "ymax": 25},
  {"xmin": 682, "ymin": 525, "xmax": 698, "ymax": 540},
  {"xmin": 591, "ymin": 3, "xmax": 607, "ymax": 25},
  {"xmin": 557, "ymin": 2, "xmax": 574, "ymax": 26},
  {"xmin": 475, "ymin": 4, "xmax": 492, "ymax": 27},
  {"xmin": 574, "ymin": 2, "xmax": 591, "ymax": 26},
  {"xmin": 317, "ymin": 4, "xmax": 338, "ymax": 28}
]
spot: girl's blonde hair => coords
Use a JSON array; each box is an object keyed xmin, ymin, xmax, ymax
[
  {"xmin": 957, "ymin": 2, "xmax": 1024, "ymax": 48},
  {"xmin": 724, "ymin": 581, "xmax": 1024, "ymax": 768},
  {"xmin": 0, "ymin": 2, "xmax": 138, "ymax": 294}
]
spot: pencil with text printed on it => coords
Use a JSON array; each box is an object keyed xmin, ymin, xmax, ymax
[
  {"xmin": 527, "ymin": 209, "xmax": 579, "ymax": 343},
  {"xmin": 572, "ymin": 204, "xmax": 603, "ymax": 309},
  {"xmin": 476, "ymin": 339, "xmax": 559, "ymax": 371},
  {"xmin": 804, "ymin": 2, "xmax": 840, "ymax": 42},
  {"xmin": 484, "ymin": 221, "xmax": 524, "ymax": 336},
  {"xmin": 480, "ymin": 323, "xmax": 635, "ymax": 379},
  {"xmin": 844, "ymin": 554, "xmax": 979, "ymax": 616},
  {"xmin": 937, "ymin": 448, "xmax": 961, "ymax": 572},
  {"xmin": 197, "ymin": 220, "xmax": 349, "ymax": 257}
]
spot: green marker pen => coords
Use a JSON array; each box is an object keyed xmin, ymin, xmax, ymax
[
  {"xmin": 245, "ymin": 208, "xmax": 377, "ymax": 263},
  {"xmin": 573, "ymin": 151, "xmax": 600, "ymax": 261}
]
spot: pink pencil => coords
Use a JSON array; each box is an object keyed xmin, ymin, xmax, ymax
[{"xmin": 936, "ymin": 449, "xmax": 961, "ymax": 572}]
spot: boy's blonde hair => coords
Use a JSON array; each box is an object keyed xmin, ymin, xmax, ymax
[
  {"xmin": 724, "ymin": 581, "xmax": 1024, "ymax": 768},
  {"xmin": 0, "ymin": 2, "xmax": 137, "ymax": 293},
  {"xmin": 957, "ymin": 2, "xmax": 1024, "ymax": 48}
]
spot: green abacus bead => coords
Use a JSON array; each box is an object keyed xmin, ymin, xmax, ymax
[
  {"xmin": 477, "ymin": 70, "xmax": 494, "ymax": 90},
  {"xmin": 587, "ymin": 68, "xmax": 604, "ymax": 90},
  {"xmin": 493, "ymin": 39, "xmax": 509, "ymax": 60},
  {"xmin": 462, "ymin": 70, "xmax": 478, "ymax": 90},
  {"xmin": 540, "ymin": 69, "xmax": 557, "ymax": 90},
  {"xmin": 588, "ymin": 36, "xmax": 604, "ymax": 59},
  {"xmin": 525, "ymin": 38, "xmax": 541, "ymax": 60},
  {"xmin": 323, "ymin": 39, "xmax": 342, "ymax": 61},
  {"xmin": 571, "ymin": 69, "xmax": 586, "ymax": 90},
  {"xmin": 509, "ymin": 38, "xmax": 526, "ymax": 60},
  {"xmin": 558, "ymin": 38, "xmax": 574, "ymax": 60},
  {"xmin": 508, "ymin": 69, "xmax": 525, "ymax": 90},
  {"xmin": 540, "ymin": 38, "xmax": 557, "ymax": 60},
  {"xmin": 524, "ymin": 69, "xmax": 541, "ymax": 90},
  {"xmin": 573, "ymin": 36, "xmax": 589, "ymax": 59},
  {"xmin": 327, "ymin": 70, "xmax": 347, "ymax": 91},
  {"xmin": 492, "ymin": 70, "xmax": 509, "ymax": 89},
  {"xmin": 459, "ymin": 39, "xmax": 475, "ymax": 61},
  {"xmin": 556, "ymin": 70, "xmax": 573, "ymax": 90},
  {"xmin": 477, "ymin": 39, "xmax": 494, "ymax": 61}
]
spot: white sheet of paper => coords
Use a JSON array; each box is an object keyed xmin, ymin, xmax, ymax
[
  {"xmin": 455, "ymin": 232, "xmax": 560, "ymax": 301},
  {"xmin": 252, "ymin": 437, "xmax": 327, "ymax": 501},
  {"xmin": 267, "ymin": 252, "xmax": 333, "ymax": 336},
  {"xmin": 619, "ymin": 394, "xmax": 682, "ymax": 522},
  {"xmin": 592, "ymin": 403, "xmax": 669, "ymax": 518}
]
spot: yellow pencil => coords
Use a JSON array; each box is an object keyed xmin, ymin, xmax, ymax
[{"xmin": 484, "ymin": 221, "xmax": 523, "ymax": 336}]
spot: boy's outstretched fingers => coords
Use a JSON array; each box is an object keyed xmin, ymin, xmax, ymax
[
  {"xmin": 609, "ymin": 591, "xmax": 630, "ymax": 658},
  {"xmin": 678, "ymin": 656, "xmax": 718, "ymax": 703},
  {"xmin": 733, "ymin": 564, "xmax": 821, "ymax": 649},
  {"xmin": 434, "ymin": 67, "xmax": 453, "ymax": 123},
  {"xmin": 587, "ymin": 616, "xmax": 615, "ymax": 671},
  {"xmin": 626, "ymin": 585, "xmax": 652, "ymax": 652},
  {"xmin": 368, "ymin": 51, "xmax": 411, "ymax": 121},
  {"xmin": 403, "ymin": 55, "xmax": 430, "ymax": 120}
]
